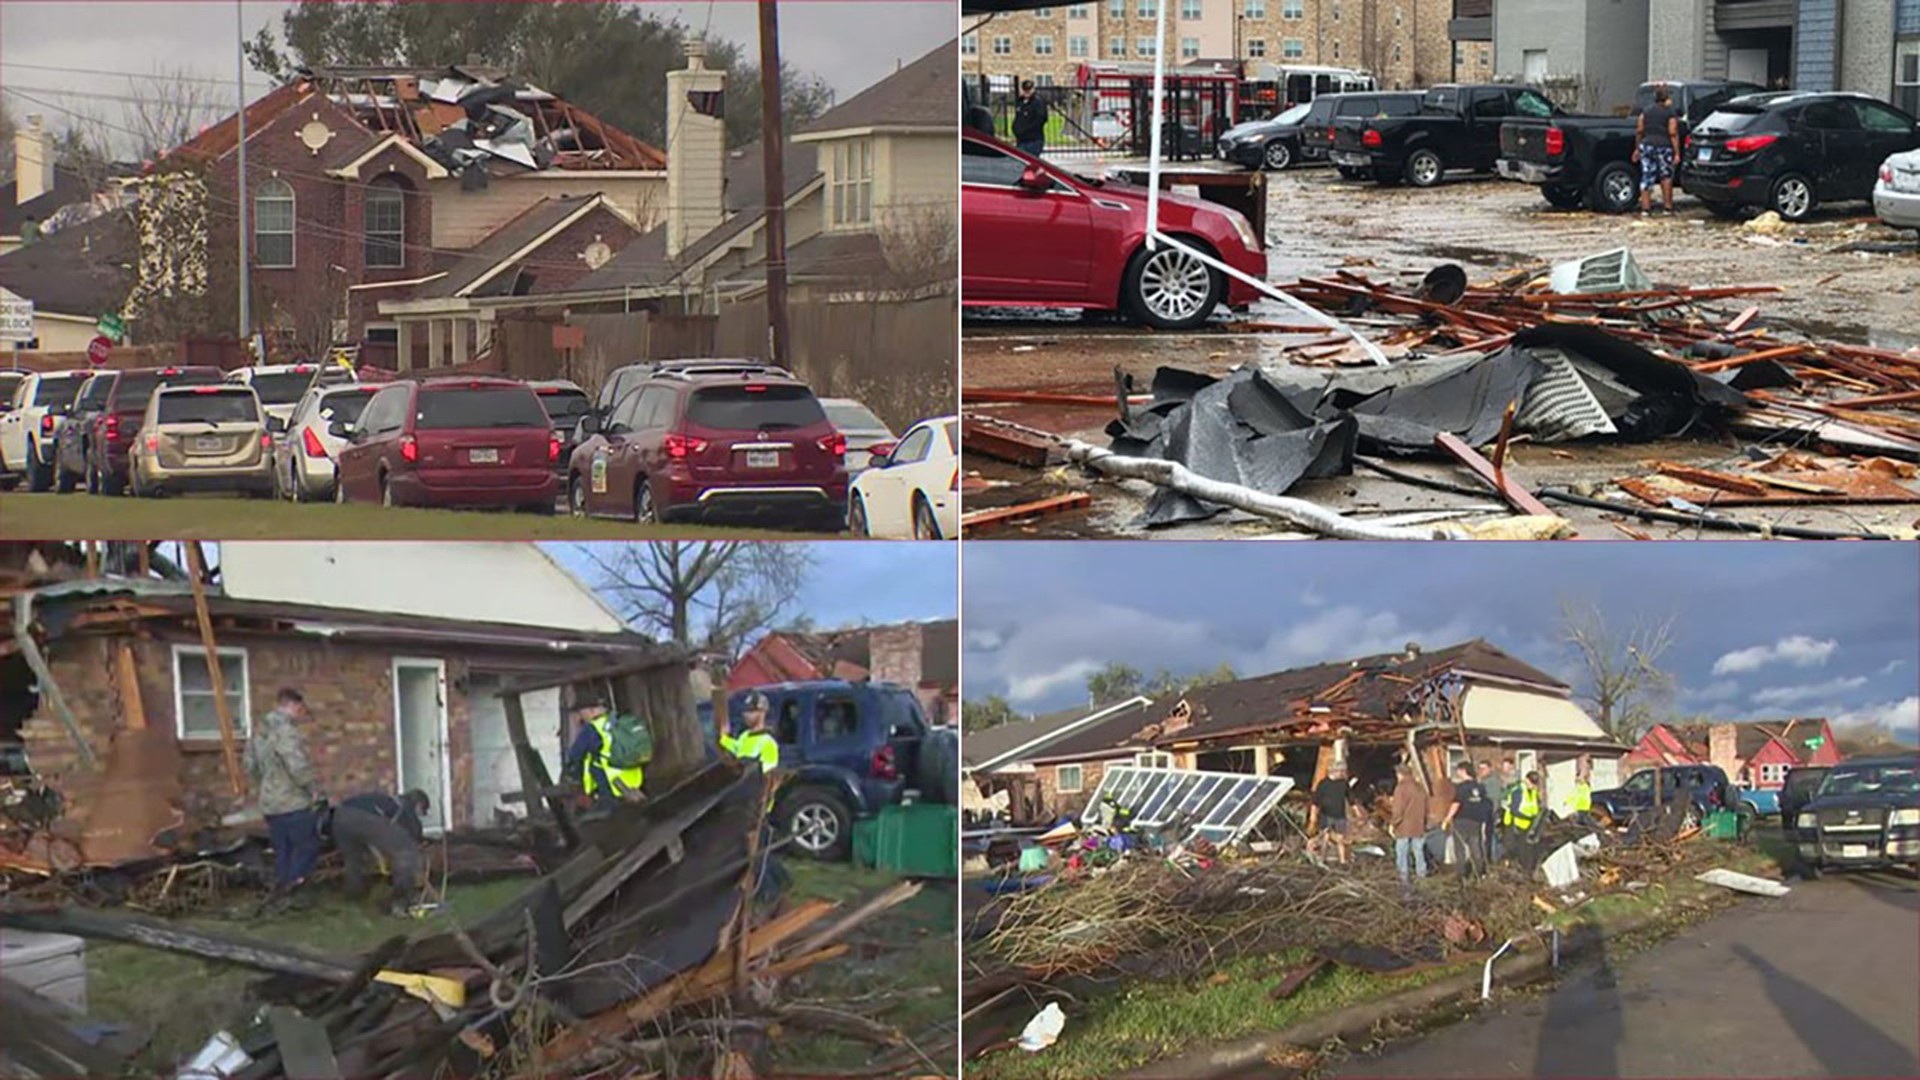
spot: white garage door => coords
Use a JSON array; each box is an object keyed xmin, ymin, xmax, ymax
[{"xmin": 468, "ymin": 676, "xmax": 564, "ymax": 826}]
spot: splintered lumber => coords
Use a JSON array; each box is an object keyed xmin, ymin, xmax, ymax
[
  {"xmin": 185, "ymin": 542, "xmax": 245, "ymax": 795},
  {"xmin": 1269, "ymin": 957, "xmax": 1330, "ymax": 1001},
  {"xmin": 962, "ymin": 388, "xmax": 1151, "ymax": 407},
  {"xmin": 963, "ymin": 415, "xmax": 1058, "ymax": 468},
  {"xmin": 1689, "ymin": 344, "xmax": 1812, "ymax": 374},
  {"xmin": 0, "ymin": 977, "xmax": 136, "ymax": 1079},
  {"xmin": 1434, "ymin": 432, "xmax": 1558, "ymax": 520},
  {"xmin": 786, "ymin": 880, "xmax": 924, "ymax": 960},
  {"xmin": 0, "ymin": 906, "xmax": 356, "ymax": 982},
  {"xmin": 961, "ymin": 493, "xmax": 1092, "ymax": 530},
  {"xmin": 1650, "ymin": 463, "xmax": 1772, "ymax": 497}
]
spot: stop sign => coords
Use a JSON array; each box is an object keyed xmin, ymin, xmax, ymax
[{"xmin": 86, "ymin": 335, "xmax": 112, "ymax": 366}]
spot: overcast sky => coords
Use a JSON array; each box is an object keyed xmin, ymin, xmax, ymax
[
  {"xmin": 1, "ymin": 1, "xmax": 954, "ymax": 137},
  {"xmin": 963, "ymin": 543, "xmax": 1920, "ymax": 737},
  {"xmin": 549, "ymin": 542, "xmax": 957, "ymax": 636}
]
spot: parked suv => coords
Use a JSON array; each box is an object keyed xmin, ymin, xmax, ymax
[
  {"xmin": 703, "ymin": 679, "xmax": 954, "ymax": 860},
  {"xmin": 52, "ymin": 371, "xmax": 116, "ymax": 493},
  {"xmin": 0, "ymin": 370, "xmax": 91, "ymax": 491},
  {"xmin": 333, "ymin": 377, "xmax": 560, "ymax": 512},
  {"xmin": 84, "ymin": 366, "xmax": 225, "ymax": 495},
  {"xmin": 1683, "ymin": 91, "xmax": 1920, "ymax": 221},
  {"xmin": 1778, "ymin": 764, "xmax": 1833, "ymax": 840},
  {"xmin": 1792, "ymin": 755, "xmax": 1920, "ymax": 877},
  {"xmin": 276, "ymin": 382, "xmax": 383, "ymax": 502},
  {"xmin": 1590, "ymin": 764, "xmax": 1736, "ymax": 828},
  {"xmin": 130, "ymin": 385, "xmax": 274, "ymax": 497},
  {"xmin": 566, "ymin": 362, "xmax": 848, "ymax": 529}
]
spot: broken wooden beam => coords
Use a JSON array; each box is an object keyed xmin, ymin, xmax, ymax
[
  {"xmin": 0, "ymin": 907, "xmax": 357, "ymax": 982},
  {"xmin": 1433, "ymin": 432, "xmax": 1558, "ymax": 520},
  {"xmin": 960, "ymin": 493, "xmax": 1093, "ymax": 531},
  {"xmin": 962, "ymin": 415, "xmax": 1059, "ymax": 469},
  {"xmin": 1649, "ymin": 462, "xmax": 1772, "ymax": 497},
  {"xmin": 962, "ymin": 388, "xmax": 1151, "ymax": 407}
]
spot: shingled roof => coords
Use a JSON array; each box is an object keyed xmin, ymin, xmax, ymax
[
  {"xmin": 0, "ymin": 210, "xmax": 134, "ymax": 317},
  {"xmin": 798, "ymin": 40, "xmax": 958, "ymax": 136}
]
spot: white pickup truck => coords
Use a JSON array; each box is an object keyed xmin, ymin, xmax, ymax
[{"xmin": 0, "ymin": 370, "xmax": 92, "ymax": 491}]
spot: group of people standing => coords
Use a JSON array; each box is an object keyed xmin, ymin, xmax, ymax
[{"xmin": 1308, "ymin": 754, "xmax": 1595, "ymax": 888}]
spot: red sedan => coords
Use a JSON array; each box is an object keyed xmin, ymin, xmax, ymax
[{"xmin": 961, "ymin": 129, "xmax": 1268, "ymax": 329}]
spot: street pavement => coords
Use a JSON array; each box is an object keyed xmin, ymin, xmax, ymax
[{"xmin": 1331, "ymin": 870, "xmax": 1920, "ymax": 1078}]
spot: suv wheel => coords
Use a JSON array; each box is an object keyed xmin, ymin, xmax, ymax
[
  {"xmin": 911, "ymin": 494, "xmax": 942, "ymax": 540},
  {"xmin": 848, "ymin": 493, "xmax": 870, "ymax": 537},
  {"xmin": 85, "ymin": 460, "xmax": 100, "ymax": 495},
  {"xmin": 1770, "ymin": 172, "xmax": 1816, "ymax": 222},
  {"xmin": 1123, "ymin": 242, "xmax": 1223, "ymax": 331},
  {"xmin": 570, "ymin": 475, "xmax": 589, "ymax": 517},
  {"xmin": 1263, "ymin": 140, "xmax": 1293, "ymax": 171},
  {"xmin": 99, "ymin": 464, "xmax": 125, "ymax": 498},
  {"xmin": 634, "ymin": 478, "xmax": 657, "ymax": 524},
  {"xmin": 783, "ymin": 788, "xmax": 853, "ymax": 860},
  {"xmin": 379, "ymin": 473, "xmax": 396, "ymax": 508},
  {"xmin": 55, "ymin": 452, "xmax": 78, "ymax": 494},
  {"xmin": 1590, "ymin": 161, "xmax": 1638, "ymax": 214},
  {"xmin": 27, "ymin": 443, "xmax": 54, "ymax": 493},
  {"xmin": 1404, "ymin": 148, "xmax": 1445, "ymax": 188}
]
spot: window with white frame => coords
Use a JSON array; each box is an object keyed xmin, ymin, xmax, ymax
[
  {"xmin": 1137, "ymin": 0, "xmax": 1157, "ymax": 17},
  {"xmin": 1135, "ymin": 751, "xmax": 1175, "ymax": 768},
  {"xmin": 1392, "ymin": 42, "xmax": 1403, "ymax": 63},
  {"xmin": 1898, "ymin": 42, "xmax": 1919, "ymax": 119},
  {"xmin": 1182, "ymin": 0, "xmax": 1202, "ymax": 19},
  {"xmin": 254, "ymin": 179, "xmax": 294, "ymax": 268},
  {"xmin": 1035, "ymin": 73, "xmax": 1056, "ymax": 86},
  {"xmin": 1070, "ymin": 35, "xmax": 1090, "ymax": 56},
  {"xmin": 1245, "ymin": 0, "xmax": 1266, "ymax": 17},
  {"xmin": 1036, "ymin": 5, "xmax": 1055, "ymax": 15},
  {"xmin": 1332, "ymin": 0, "xmax": 1341, "ymax": 20},
  {"xmin": 1035, "ymin": 34, "xmax": 1055, "ymax": 55},
  {"xmin": 1109, "ymin": 0, "xmax": 1126, "ymax": 17},
  {"xmin": 1332, "ymin": 40, "xmax": 1341, "ymax": 60},
  {"xmin": 829, "ymin": 139, "xmax": 874, "ymax": 229},
  {"xmin": 1137, "ymin": 36, "xmax": 1157, "ymax": 56},
  {"xmin": 1110, "ymin": 36, "xmax": 1127, "ymax": 56},
  {"xmin": 993, "ymin": 35, "xmax": 1012, "ymax": 55},
  {"xmin": 961, "ymin": 33, "xmax": 978, "ymax": 55},
  {"xmin": 1057, "ymin": 763, "xmax": 1086, "ymax": 793},
  {"xmin": 364, "ymin": 178, "xmax": 406, "ymax": 269},
  {"xmin": 1283, "ymin": 37, "xmax": 1305, "ymax": 59},
  {"xmin": 1760, "ymin": 762, "xmax": 1788, "ymax": 786},
  {"xmin": 1070, "ymin": 3, "xmax": 1091, "ymax": 17},
  {"xmin": 172, "ymin": 645, "xmax": 251, "ymax": 741},
  {"xmin": 1182, "ymin": 36, "xmax": 1200, "ymax": 57},
  {"xmin": 1282, "ymin": 0, "xmax": 1304, "ymax": 18},
  {"xmin": 1248, "ymin": 38, "xmax": 1267, "ymax": 57}
]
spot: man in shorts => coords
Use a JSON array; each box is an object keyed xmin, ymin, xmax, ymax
[
  {"xmin": 1634, "ymin": 85, "xmax": 1681, "ymax": 214},
  {"xmin": 1310, "ymin": 762, "xmax": 1354, "ymax": 864}
]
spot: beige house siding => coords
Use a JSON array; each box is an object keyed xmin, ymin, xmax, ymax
[
  {"xmin": 30, "ymin": 313, "xmax": 100, "ymax": 352},
  {"xmin": 879, "ymin": 131, "xmax": 957, "ymax": 227},
  {"xmin": 426, "ymin": 174, "xmax": 664, "ymax": 250},
  {"xmin": 1461, "ymin": 684, "xmax": 1610, "ymax": 740}
]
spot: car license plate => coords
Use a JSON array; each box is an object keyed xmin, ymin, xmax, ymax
[
  {"xmin": 746, "ymin": 450, "xmax": 779, "ymax": 469},
  {"xmin": 193, "ymin": 436, "xmax": 222, "ymax": 452},
  {"xmin": 1843, "ymin": 843, "xmax": 1868, "ymax": 858},
  {"xmin": 1697, "ymin": 148, "xmax": 1711, "ymax": 161},
  {"xmin": 469, "ymin": 447, "xmax": 500, "ymax": 464}
]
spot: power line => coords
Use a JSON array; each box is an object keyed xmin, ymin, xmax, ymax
[{"xmin": 0, "ymin": 60, "xmax": 247, "ymax": 87}]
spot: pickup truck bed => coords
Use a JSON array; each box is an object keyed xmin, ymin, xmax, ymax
[{"xmin": 1331, "ymin": 83, "xmax": 1561, "ymax": 189}]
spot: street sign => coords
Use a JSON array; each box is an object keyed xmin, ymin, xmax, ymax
[
  {"xmin": 86, "ymin": 335, "xmax": 113, "ymax": 367},
  {"xmin": 1804, "ymin": 736, "xmax": 1824, "ymax": 749},
  {"xmin": 97, "ymin": 312, "xmax": 126, "ymax": 342},
  {"xmin": 0, "ymin": 297, "xmax": 32, "ymax": 343}
]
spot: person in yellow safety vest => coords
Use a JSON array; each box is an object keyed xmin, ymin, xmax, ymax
[
  {"xmin": 562, "ymin": 696, "xmax": 642, "ymax": 806},
  {"xmin": 720, "ymin": 690, "xmax": 780, "ymax": 772},
  {"xmin": 1504, "ymin": 770, "xmax": 1545, "ymax": 875},
  {"xmin": 1570, "ymin": 757, "xmax": 1598, "ymax": 829}
]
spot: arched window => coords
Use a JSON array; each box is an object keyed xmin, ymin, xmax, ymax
[
  {"xmin": 254, "ymin": 179, "xmax": 294, "ymax": 268},
  {"xmin": 365, "ymin": 179, "xmax": 406, "ymax": 268}
]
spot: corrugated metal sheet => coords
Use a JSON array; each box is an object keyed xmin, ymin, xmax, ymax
[
  {"xmin": 1515, "ymin": 348, "xmax": 1620, "ymax": 442},
  {"xmin": 1795, "ymin": 0, "xmax": 1841, "ymax": 90},
  {"xmin": 1897, "ymin": 0, "xmax": 1920, "ymax": 34},
  {"xmin": 1716, "ymin": 0, "xmax": 1796, "ymax": 30}
]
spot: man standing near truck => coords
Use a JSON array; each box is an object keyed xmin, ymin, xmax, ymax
[{"xmin": 1634, "ymin": 85, "xmax": 1681, "ymax": 214}]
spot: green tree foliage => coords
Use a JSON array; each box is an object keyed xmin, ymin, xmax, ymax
[
  {"xmin": 964, "ymin": 695, "xmax": 1021, "ymax": 734},
  {"xmin": 244, "ymin": 1, "xmax": 835, "ymax": 149},
  {"xmin": 1086, "ymin": 662, "xmax": 1145, "ymax": 704}
]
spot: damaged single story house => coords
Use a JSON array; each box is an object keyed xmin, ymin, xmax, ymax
[
  {"xmin": 1, "ymin": 542, "xmax": 661, "ymax": 858},
  {"xmin": 962, "ymin": 697, "xmax": 1155, "ymax": 826},
  {"xmin": 730, "ymin": 619, "xmax": 960, "ymax": 726},
  {"xmin": 1627, "ymin": 718, "xmax": 1844, "ymax": 789},
  {"xmin": 992, "ymin": 641, "xmax": 1627, "ymax": 824}
]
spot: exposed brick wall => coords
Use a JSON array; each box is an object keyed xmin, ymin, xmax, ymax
[
  {"xmin": 21, "ymin": 630, "xmax": 483, "ymax": 828},
  {"xmin": 1032, "ymin": 755, "xmax": 1125, "ymax": 819},
  {"xmin": 867, "ymin": 625, "xmax": 924, "ymax": 691},
  {"xmin": 522, "ymin": 206, "xmax": 640, "ymax": 296}
]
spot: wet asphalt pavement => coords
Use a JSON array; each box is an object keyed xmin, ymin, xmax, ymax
[{"xmin": 1328, "ymin": 870, "xmax": 1920, "ymax": 1079}]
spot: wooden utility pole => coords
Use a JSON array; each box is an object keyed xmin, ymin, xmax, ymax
[
  {"xmin": 185, "ymin": 542, "xmax": 245, "ymax": 794},
  {"xmin": 757, "ymin": 0, "xmax": 792, "ymax": 369}
]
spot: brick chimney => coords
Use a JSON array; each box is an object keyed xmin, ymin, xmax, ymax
[
  {"xmin": 15, "ymin": 114, "xmax": 53, "ymax": 206},
  {"xmin": 1708, "ymin": 723, "xmax": 1739, "ymax": 780},
  {"xmin": 867, "ymin": 623, "xmax": 924, "ymax": 688},
  {"xmin": 665, "ymin": 40, "xmax": 726, "ymax": 260}
]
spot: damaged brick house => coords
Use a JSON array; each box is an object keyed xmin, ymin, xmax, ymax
[
  {"xmin": 729, "ymin": 619, "xmax": 958, "ymax": 726},
  {"xmin": 1627, "ymin": 718, "xmax": 1844, "ymax": 790},
  {"xmin": 989, "ymin": 640, "xmax": 1628, "ymax": 824},
  {"xmin": 962, "ymin": 697, "xmax": 1156, "ymax": 826},
  {"xmin": 1, "ymin": 542, "xmax": 662, "ymax": 865},
  {"xmin": 124, "ymin": 62, "xmax": 663, "ymax": 365}
]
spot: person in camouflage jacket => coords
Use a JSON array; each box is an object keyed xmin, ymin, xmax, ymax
[{"xmin": 246, "ymin": 688, "xmax": 322, "ymax": 897}]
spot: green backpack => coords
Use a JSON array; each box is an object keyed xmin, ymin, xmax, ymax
[{"xmin": 604, "ymin": 713, "xmax": 654, "ymax": 769}]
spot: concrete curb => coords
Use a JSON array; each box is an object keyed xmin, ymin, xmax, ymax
[{"xmin": 1117, "ymin": 898, "xmax": 1713, "ymax": 1080}]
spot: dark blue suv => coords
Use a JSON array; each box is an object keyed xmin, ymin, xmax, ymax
[{"xmin": 701, "ymin": 679, "xmax": 955, "ymax": 860}]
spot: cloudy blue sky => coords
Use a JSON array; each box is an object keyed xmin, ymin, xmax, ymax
[
  {"xmin": 549, "ymin": 542, "xmax": 957, "ymax": 637},
  {"xmin": 963, "ymin": 543, "xmax": 1920, "ymax": 736}
]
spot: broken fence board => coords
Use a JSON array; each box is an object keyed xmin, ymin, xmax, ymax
[
  {"xmin": 0, "ymin": 907, "xmax": 356, "ymax": 982},
  {"xmin": 1433, "ymin": 431, "xmax": 1559, "ymax": 520},
  {"xmin": 961, "ymin": 493, "xmax": 1092, "ymax": 530}
]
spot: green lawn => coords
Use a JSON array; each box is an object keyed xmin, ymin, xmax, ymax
[
  {"xmin": 970, "ymin": 835, "xmax": 1797, "ymax": 1080},
  {"xmin": 87, "ymin": 878, "xmax": 534, "ymax": 1069},
  {"xmin": 0, "ymin": 492, "xmax": 834, "ymax": 540},
  {"xmin": 772, "ymin": 861, "xmax": 959, "ymax": 1076}
]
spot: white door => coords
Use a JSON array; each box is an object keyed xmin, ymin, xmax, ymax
[
  {"xmin": 1728, "ymin": 49, "xmax": 1769, "ymax": 88},
  {"xmin": 876, "ymin": 423, "xmax": 939, "ymax": 536},
  {"xmin": 1523, "ymin": 50, "xmax": 1549, "ymax": 83},
  {"xmin": 466, "ymin": 675, "xmax": 564, "ymax": 824},
  {"xmin": 392, "ymin": 659, "xmax": 451, "ymax": 833}
]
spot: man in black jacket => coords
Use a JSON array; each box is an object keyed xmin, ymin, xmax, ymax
[
  {"xmin": 327, "ymin": 789, "xmax": 430, "ymax": 917},
  {"xmin": 1013, "ymin": 80, "xmax": 1048, "ymax": 158}
]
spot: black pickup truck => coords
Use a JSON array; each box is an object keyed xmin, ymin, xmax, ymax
[
  {"xmin": 1496, "ymin": 80, "xmax": 1768, "ymax": 213},
  {"xmin": 1330, "ymin": 83, "xmax": 1560, "ymax": 188},
  {"xmin": 1792, "ymin": 755, "xmax": 1920, "ymax": 878}
]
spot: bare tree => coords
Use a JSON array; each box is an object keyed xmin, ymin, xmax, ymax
[
  {"xmin": 1560, "ymin": 599, "xmax": 1678, "ymax": 744},
  {"xmin": 587, "ymin": 542, "xmax": 816, "ymax": 658}
]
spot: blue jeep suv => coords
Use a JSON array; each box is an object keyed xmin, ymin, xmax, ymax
[{"xmin": 701, "ymin": 679, "xmax": 956, "ymax": 859}]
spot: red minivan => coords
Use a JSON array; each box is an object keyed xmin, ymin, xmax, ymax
[
  {"xmin": 332, "ymin": 377, "xmax": 559, "ymax": 513},
  {"xmin": 565, "ymin": 364, "xmax": 847, "ymax": 529}
]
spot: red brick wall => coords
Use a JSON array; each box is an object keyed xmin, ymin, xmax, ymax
[
  {"xmin": 21, "ymin": 630, "xmax": 481, "ymax": 827},
  {"xmin": 521, "ymin": 206, "xmax": 638, "ymax": 295},
  {"xmin": 1032, "ymin": 756, "xmax": 1124, "ymax": 820}
]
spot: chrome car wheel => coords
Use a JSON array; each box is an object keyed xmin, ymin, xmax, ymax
[{"xmin": 1138, "ymin": 247, "xmax": 1212, "ymax": 324}]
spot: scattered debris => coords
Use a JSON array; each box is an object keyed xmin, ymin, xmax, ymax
[
  {"xmin": 1695, "ymin": 869, "xmax": 1791, "ymax": 897},
  {"xmin": 961, "ymin": 493, "xmax": 1093, "ymax": 532},
  {"xmin": 1017, "ymin": 1003, "xmax": 1065, "ymax": 1052}
]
